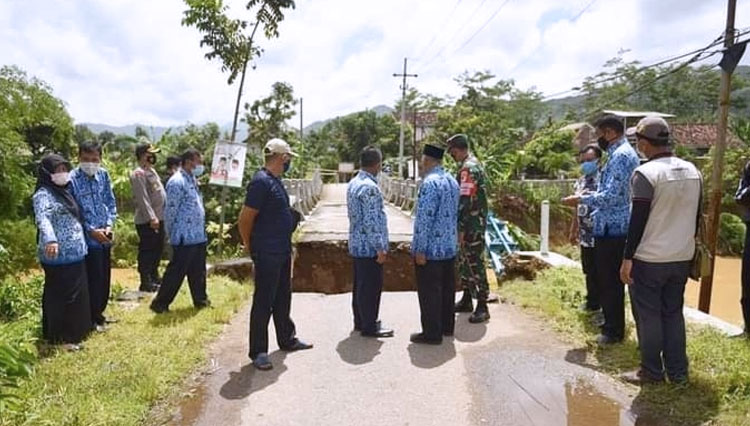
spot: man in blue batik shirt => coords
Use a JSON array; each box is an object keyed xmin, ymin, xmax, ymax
[
  {"xmin": 70, "ymin": 142, "xmax": 117, "ymax": 330},
  {"xmin": 564, "ymin": 115, "xmax": 640, "ymax": 345},
  {"xmin": 150, "ymin": 148, "xmax": 210, "ymax": 314},
  {"xmin": 347, "ymin": 146, "xmax": 393, "ymax": 338},
  {"xmin": 410, "ymin": 144, "xmax": 460, "ymax": 345}
]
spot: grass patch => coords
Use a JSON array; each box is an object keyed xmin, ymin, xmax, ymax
[
  {"xmin": 500, "ymin": 267, "xmax": 750, "ymax": 426},
  {"xmin": 0, "ymin": 274, "xmax": 251, "ymax": 426}
]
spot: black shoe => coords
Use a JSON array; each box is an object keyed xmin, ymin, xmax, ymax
[
  {"xmin": 195, "ymin": 300, "xmax": 212, "ymax": 309},
  {"xmin": 139, "ymin": 284, "xmax": 159, "ymax": 293},
  {"xmin": 620, "ymin": 369, "xmax": 665, "ymax": 385},
  {"xmin": 469, "ymin": 301, "xmax": 490, "ymax": 324},
  {"xmin": 150, "ymin": 303, "xmax": 169, "ymax": 314},
  {"xmin": 361, "ymin": 327, "xmax": 395, "ymax": 338},
  {"xmin": 410, "ymin": 333, "xmax": 442, "ymax": 345},
  {"xmin": 281, "ymin": 339, "xmax": 313, "ymax": 352},
  {"xmin": 455, "ymin": 291, "xmax": 473, "ymax": 313},
  {"xmin": 253, "ymin": 353, "xmax": 273, "ymax": 371},
  {"xmin": 596, "ymin": 334, "xmax": 622, "ymax": 346}
]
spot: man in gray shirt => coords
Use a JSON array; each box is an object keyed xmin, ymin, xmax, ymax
[
  {"xmin": 130, "ymin": 143, "xmax": 167, "ymax": 292},
  {"xmin": 620, "ymin": 117, "xmax": 702, "ymax": 385}
]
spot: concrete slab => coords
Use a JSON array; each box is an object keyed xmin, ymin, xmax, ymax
[
  {"xmin": 169, "ymin": 293, "xmax": 639, "ymax": 426},
  {"xmin": 517, "ymin": 251, "xmax": 581, "ymax": 268}
]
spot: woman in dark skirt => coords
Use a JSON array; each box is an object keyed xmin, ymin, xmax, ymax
[{"xmin": 32, "ymin": 154, "xmax": 91, "ymax": 351}]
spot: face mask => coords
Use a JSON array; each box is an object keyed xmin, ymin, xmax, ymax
[
  {"xmin": 580, "ymin": 160, "xmax": 598, "ymax": 176},
  {"xmin": 147, "ymin": 155, "xmax": 157, "ymax": 165},
  {"xmin": 283, "ymin": 160, "xmax": 291, "ymax": 174},
  {"xmin": 51, "ymin": 172, "xmax": 71, "ymax": 186},
  {"xmin": 80, "ymin": 162, "xmax": 100, "ymax": 177},
  {"xmin": 192, "ymin": 165, "xmax": 205, "ymax": 177},
  {"xmin": 597, "ymin": 136, "xmax": 609, "ymax": 151}
]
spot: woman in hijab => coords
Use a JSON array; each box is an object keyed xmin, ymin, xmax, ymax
[{"xmin": 32, "ymin": 154, "xmax": 91, "ymax": 351}]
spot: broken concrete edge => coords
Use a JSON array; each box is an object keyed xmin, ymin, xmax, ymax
[{"xmin": 533, "ymin": 252, "xmax": 744, "ymax": 336}]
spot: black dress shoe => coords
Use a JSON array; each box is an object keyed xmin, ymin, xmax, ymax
[
  {"xmin": 596, "ymin": 334, "xmax": 623, "ymax": 346},
  {"xmin": 281, "ymin": 339, "xmax": 314, "ymax": 352},
  {"xmin": 361, "ymin": 327, "xmax": 395, "ymax": 338},
  {"xmin": 410, "ymin": 333, "xmax": 442, "ymax": 345},
  {"xmin": 150, "ymin": 303, "xmax": 169, "ymax": 314},
  {"xmin": 195, "ymin": 300, "xmax": 212, "ymax": 309},
  {"xmin": 253, "ymin": 353, "xmax": 273, "ymax": 371}
]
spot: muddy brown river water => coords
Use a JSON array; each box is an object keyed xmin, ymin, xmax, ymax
[{"xmin": 684, "ymin": 257, "xmax": 744, "ymax": 327}]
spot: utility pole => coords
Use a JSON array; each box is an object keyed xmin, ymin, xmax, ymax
[
  {"xmin": 699, "ymin": 0, "xmax": 737, "ymax": 313},
  {"xmin": 412, "ymin": 109, "xmax": 418, "ymax": 180},
  {"xmin": 299, "ymin": 97, "xmax": 304, "ymax": 141},
  {"xmin": 393, "ymin": 58, "xmax": 417, "ymax": 178}
]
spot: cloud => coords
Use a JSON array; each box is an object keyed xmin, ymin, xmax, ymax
[{"xmin": 0, "ymin": 0, "xmax": 748, "ymax": 128}]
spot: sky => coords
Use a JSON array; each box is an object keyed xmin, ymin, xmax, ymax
[{"xmin": 1, "ymin": 0, "xmax": 748, "ymax": 128}]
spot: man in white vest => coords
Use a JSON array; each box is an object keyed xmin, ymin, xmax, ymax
[{"xmin": 619, "ymin": 116, "xmax": 702, "ymax": 385}]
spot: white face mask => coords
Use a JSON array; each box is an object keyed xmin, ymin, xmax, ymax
[
  {"xmin": 80, "ymin": 162, "xmax": 100, "ymax": 177},
  {"xmin": 51, "ymin": 172, "xmax": 71, "ymax": 186}
]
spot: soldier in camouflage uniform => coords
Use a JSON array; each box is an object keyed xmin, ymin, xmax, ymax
[{"xmin": 446, "ymin": 134, "xmax": 490, "ymax": 324}]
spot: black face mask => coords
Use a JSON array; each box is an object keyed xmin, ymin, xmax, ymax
[{"xmin": 597, "ymin": 136, "xmax": 610, "ymax": 151}]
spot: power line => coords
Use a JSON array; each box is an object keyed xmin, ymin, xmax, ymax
[
  {"xmin": 415, "ymin": 0, "xmax": 490, "ymax": 73},
  {"xmin": 542, "ymin": 29, "xmax": 750, "ymax": 101},
  {"xmin": 411, "ymin": 0, "xmax": 464, "ymax": 62},
  {"xmin": 451, "ymin": 0, "xmax": 513, "ymax": 53}
]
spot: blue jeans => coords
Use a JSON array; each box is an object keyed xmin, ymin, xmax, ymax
[{"xmin": 630, "ymin": 260, "xmax": 690, "ymax": 381}]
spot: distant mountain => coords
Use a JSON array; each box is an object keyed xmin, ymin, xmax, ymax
[
  {"xmin": 81, "ymin": 122, "xmax": 249, "ymax": 142},
  {"xmin": 303, "ymin": 104, "xmax": 395, "ymax": 134}
]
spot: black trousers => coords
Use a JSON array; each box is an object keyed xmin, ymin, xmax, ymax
[
  {"xmin": 352, "ymin": 257, "xmax": 384, "ymax": 333},
  {"xmin": 249, "ymin": 251, "xmax": 297, "ymax": 359},
  {"xmin": 42, "ymin": 261, "xmax": 91, "ymax": 344},
  {"xmin": 136, "ymin": 222, "xmax": 164, "ymax": 286},
  {"xmin": 742, "ymin": 224, "xmax": 750, "ymax": 332},
  {"xmin": 152, "ymin": 243, "xmax": 208, "ymax": 309},
  {"xmin": 85, "ymin": 246, "xmax": 111, "ymax": 326},
  {"xmin": 580, "ymin": 246, "xmax": 600, "ymax": 310},
  {"xmin": 594, "ymin": 237, "xmax": 626, "ymax": 340},
  {"xmin": 630, "ymin": 260, "xmax": 690, "ymax": 381},
  {"xmin": 415, "ymin": 258, "xmax": 456, "ymax": 340}
]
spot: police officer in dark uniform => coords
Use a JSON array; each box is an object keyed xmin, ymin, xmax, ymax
[{"xmin": 238, "ymin": 138, "xmax": 313, "ymax": 371}]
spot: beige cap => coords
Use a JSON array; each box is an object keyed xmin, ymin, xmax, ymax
[
  {"xmin": 635, "ymin": 116, "xmax": 670, "ymax": 144},
  {"xmin": 263, "ymin": 138, "xmax": 298, "ymax": 157}
]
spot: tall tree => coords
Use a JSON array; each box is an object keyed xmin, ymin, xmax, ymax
[
  {"xmin": 243, "ymin": 81, "xmax": 297, "ymax": 147},
  {"xmin": 182, "ymin": 0, "xmax": 296, "ymax": 143}
]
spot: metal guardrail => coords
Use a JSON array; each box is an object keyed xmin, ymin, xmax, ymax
[
  {"xmin": 283, "ymin": 169, "xmax": 324, "ymax": 215},
  {"xmin": 378, "ymin": 174, "xmax": 418, "ymax": 216}
]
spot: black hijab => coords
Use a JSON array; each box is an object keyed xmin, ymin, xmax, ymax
[{"xmin": 36, "ymin": 154, "xmax": 82, "ymax": 222}]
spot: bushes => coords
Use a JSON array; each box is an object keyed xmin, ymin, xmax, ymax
[
  {"xmin": 0, "ymin": 276, "xmax": 42, "ymax": 322},
  {"xmin": 0, "ymin": 330, "xmax": 35, "ymax": 412},
  {"xmin": 0, "ymin": 219, "xmax": 37, "ymax": 281},
  {"xmin": 718, "ymin": 213, "xmax": 746, "ymax": 256}
]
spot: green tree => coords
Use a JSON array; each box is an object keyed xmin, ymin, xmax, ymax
[
  {"xmin": 182, "ymin": 0, "xmax": 296, "ymax": 142},
  {"xmin": 243, "ymin": 81, "xmax": 297, "ymax": 147},
  {"xmin": 73, "ymin": 124, "xmax": 96, "ymax": 145}
]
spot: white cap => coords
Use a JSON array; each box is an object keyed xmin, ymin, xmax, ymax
[{"xmin": 263, "ymin": 138, "xmax": 298, "ymax": 157}]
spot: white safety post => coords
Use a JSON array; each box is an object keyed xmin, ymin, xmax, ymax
[{"xmin": 540, "ymin": 200, "xmax": 550, "ymax": 256}]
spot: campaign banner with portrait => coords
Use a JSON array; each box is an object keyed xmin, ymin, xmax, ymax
[{"xmin": 209, "ymin": 141, "xmax": 247, "ymax": 188}]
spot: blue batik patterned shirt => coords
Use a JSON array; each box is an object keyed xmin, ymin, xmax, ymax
[
  {"xmin": 165, "ymin": 169, "xmax": 207, "ymax": 246},
  {"xmin": 347, "ymin": 170, "xmax": 389, "ymax": 258},
  {"xmin": 412, "ymin": 166, "xmax": 460, "ymax": 260},
  {"xmin": 580, "ymin": 137, "xmax": 640, "ymax": 238},
  {"xmin": 69, "ymin": 167, "xmax": 118, "ymax": 249},
  {"xmin": 33, "ymin": 187, "xmax": 88, "ymax": 266},
  {"xmin": 575, "ymin": 172, "xmax": 599, "ymax": 248}
]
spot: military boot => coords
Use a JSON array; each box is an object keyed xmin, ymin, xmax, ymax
[
  {"xmin": 469, "ymin": 300, "xmax": 490, "ymax": 323},
  {"xmin": 454, "ymin": 290, "xmax": 473, "ymax": 313}
]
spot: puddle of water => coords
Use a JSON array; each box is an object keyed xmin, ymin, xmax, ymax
[
  {"xmin": 565, "ymin": 381, "xmax": 634, "ymax": 426},
  {"xmin": 684, "ymin": 257, "xmax": 744, "ymax": 326},
  {"xmin": 171, "ymin": 383, "xmax": 209, "ymax": 426}
]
